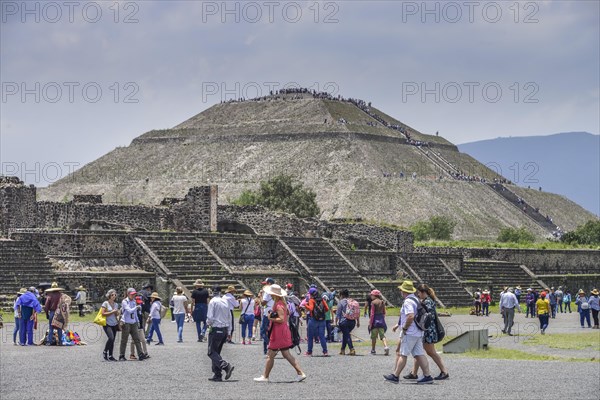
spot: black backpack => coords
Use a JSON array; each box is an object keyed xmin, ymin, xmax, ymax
[
  {"xmin": 289, "ymin": 315, "xmax": 301, "ymax": 353},
  {"xmin": 406, "ymin": 297, "xmax": 434, "ymax": 331},
  {"xmin": 312, "ymin": 299, "xmax": 326, "ymax": 321}
]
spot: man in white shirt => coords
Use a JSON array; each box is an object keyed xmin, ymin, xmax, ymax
[
  {"xmin": 384, "ymin": 280, "xmax": 432, "ymax": 384},
  {"xmin": 499, "ymin": 287, "xmax": 520, "ymax": 335},
  {"xmin": 223, "ymin": 286, "xmax": 239, "ymax": 343},
  {"xmin": 260, "ymin": 277, "xmax": 275, "ymax": 355},
  {"xmin": 207, "ymin": 286, "xmax": 234, "ymax": 382}
]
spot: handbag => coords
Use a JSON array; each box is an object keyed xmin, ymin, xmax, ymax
[
  {"xmin": 434, "ymin": 314, "xmax": 445, "ymax": 342},
  {"xmin": 93, "ymin": 309, "xmax": 106, "ymax": 327},
  {"xmin": 239, "ymin": 299, "xmax": 252, "ymax": 324}
]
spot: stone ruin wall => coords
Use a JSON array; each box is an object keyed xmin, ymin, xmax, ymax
[{"xmin": 0, "ymin": 177, "xmax": 37, "ymax": 234}]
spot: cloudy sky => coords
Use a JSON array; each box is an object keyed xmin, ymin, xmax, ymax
[{"xmin": 1, "ymin": 0, "xmax": 599, "ymax": 187}]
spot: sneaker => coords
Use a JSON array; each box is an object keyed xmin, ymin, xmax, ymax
[
  {"xmin": 156, "ymin": 342, "xmax": 164, "ymax": 345},
  {"xmin": 434, "ymin": 372, "xmax": 449, "ymax": 380},
  {"xmin": 242, "ymin": 340, "xmax": 246, "ymax": 345},
  {"xmin": 118, "ymin": 356, "xmax": 127, "ymax": 361},
  {"xmin": 384, "ymin": 347, "xmax": 390, "ymax": 356},
  {"xmin": 129, "ymin": 355, "xmax": 137, "ymax": 360},
  {"xmin": 370, "ymin": 350, "xmax": 376, "ymax": 355},
  {"xmin": 177, "ymin": 339, "xmax": 183, "ymax": 343},
  {"xmin": 349, "ymin": 349, "xmax": 356, "ymax": 356},
  {"xmin": 253, "ymin": 376, "xmax": 270, "ymax": 382},
  {"xmin": 403, "ymin": 372, "xmax": 418, "ymax": 380},
  {"xmin": 199, "ymin": 335, "xmax": 204, "ymax": 342},
  {"xmin": 303, "ymin": 352, "xmax": 312, "ymax": 357},
  {"xmin": 322, "ymin": 352, "xmax": 329, "ymax": 357},
  {"xmin": 417, "ymin": 375, "xmax": 434, "ymax": 385},
  {"xmin": 383, "ymin": 374, "xmax": 399, "ymax": 383},
  {"xmin": 296, "ymin": 372, "xmax": 307, "ymax": 382},
  {"xmin": 103, "ymin": 351, "xmax": 108, "ymax": 361},
  {"xmin": 108, "ymin": 356, "xmax": 117, "ymax": 361},
  {"xmin": 208, "ymin": 376, "xmax": 223, "ymax": 382},
  {"xmin": 224, "ymin": 365, "xmax": 234, "ymax": 380},
  {"xmin": 138, "ymin": 354, "xmax": 148, "ymax": 361},
  {"xmin": 541, "ymin": 329, "xmax": 545, "ymax": 335}
]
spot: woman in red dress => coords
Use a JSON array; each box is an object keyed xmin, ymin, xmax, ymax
[{"xmin": 254, "ymin": 284, "xmax": 306, "ymax": 383}]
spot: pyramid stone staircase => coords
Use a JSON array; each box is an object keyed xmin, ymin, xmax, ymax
[
  {"xmin": 0, "ymin": 240, "xmax": 55, "ymax": 309},
  {"xmin": 459, "ymin": 260, "xmax": 545, "ymax": 293},
  {"xmin": 402, "ymin": 253, "xmax": 473, "ymax": 307},
  {"xmin": 134, "ymin": 233, "xmax": 245, "ymax": 294},
  {"xmin": 280, "ymin": 236, "xmax": 389, "ymax": 305}
]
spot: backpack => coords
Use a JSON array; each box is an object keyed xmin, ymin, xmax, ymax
[
  {"xmin": 288, "ymin": 314, "xmax": 301, "ymax": 353},
  {"xmin": 344, "ymin": 299, "xmax": 360, "ymax": 321},
  {"xmin": 312, "ymin": 299, "xmax": 326, "ymax": 321},
  {"xmin": 406, "ymin": 297, "xmax": 434, "ymax": 331},
  {"xmin": 159, "ymin": 304, "xmax": 168, "ymax": 319}
]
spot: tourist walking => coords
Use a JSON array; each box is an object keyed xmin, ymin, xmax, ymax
[
  {"xmin": 335, "ymin": 289, "xmax": 360, "ymax": 355},
  {"xmin": 14, "ymin": 287, "xmax": 42, "ymax": 346},
  {"xmin": 239, "ymin": 290, "xmax": 255, "ymax": 345},
  {"xmin": 224, "ymin": 286, "xmax": 239, "ymax": 343},
  {"xmin": 481, "ymin": 290, "xmax": 491, "ymax": 317},
  {"xmin": 191, "ymin": 279, "xmax": 209, "ymax": 342},
  {"xmin": 304, "ymin": 287, "xmax": 329, "ymax": 356},
  {"xmin": 101, "ymin": 289, "xmax": 120, "ymax": 360},
  {"xmin": 172, "ymin": 287, "xmax": 189, "ymax": 342},
  {"xmin": 261, "ymin": 278, "xmax": 275, "ymax": 355},
  {"xmin": 563, "ymin": 290, "xmax": 572, "ymax": 313},
  {"xmin": 139, "ymin": 284, "xmax": 153, "ymax": 335},
  {"xmin": 323, "ymin": 289, "xmax": 336, "ymax": 342},
  {"xmin": 525, "ymin": 288, "xmax": 536, "ymax": 318},
  {"xmin": 12, "ymin": 288, "xmax": 25, "ymax": 345},
  {"xmin": 383, "ymin": 280, "xmax": 433, "ymax": 384},
  {"xmin": 254, "ymin": 284, "xmax": 306, "ymax": 383},
  {"xmin": 405, "ymin": 284, "xmax": 449, "ymax": 380},
  {"xmin": 206, "ymin": 286, "xmax": 234, "ymax": 381},
  {"xmin": 536, "ymin": 291, "xmax": 550, "ymax": 334},
  {"xmin": 368, "ymin": 289, "xmax": 390, "ymax": 355},
  {"xmin": 576, "ymin": 289, "xmax": 592, "ymax": 328},
  {"xmin": 473, "ymin": 288, "xmax": 482, "ymax": 315},
  {"xmin": 500, "ymin": 287, "xmax": 519, "ymax": 335},
  {"xmin": 548, "ymin": 288, "xmax": 558, "ymax": 318},
  {"xmin": 75, "ymin": 286, "xmax": 86, "ymax": 317},
  {"xmin": 364, "ymin": 291, "xmax": 373, "ymax": 318},
  {"xmin": 589, "ymin": 289, "xmax": 600, "ymax": 329},
  {"xmin": 130, "ymin": 294, "xmax": 148, "ymax": 359},
  {"xmin": 146, "ymin": 292, "xmax": 164, "ymax": 345},
  {"xmin": 44, "ymin": 282, "xmax": 64, "ymax": 346},
  {"xmin": 253, "ymin": 291, "xmax": 262, "ymax": 341},
  {"xmin": 555, "ymin": 286, "xmax": 564, "ymax": 313},
  {"xmin": 118, "ymin": 288, "xmax": 147, "ymax": 361}
]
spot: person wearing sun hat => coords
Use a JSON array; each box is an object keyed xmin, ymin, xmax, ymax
[
  {"xmin": 575, "ymin": 289, "xmax": 592, "ymax": 328},
  {"xmin": 191, "ymin": 279, "xmax": 210, "ymax": 342},
  {"xmin": 239, "ymin": 289, "xmax": 255, "ymax": 345},
  {"xmin": 13, "ymin": 288, "xmax": 26, "ymax": 345},
  {"xmin": 146, "ymin": 292, "xmax": 164, "ymax": 345},
  {"xmin": 384, "ymin": 280, "xmax": 433, "ymax": 384},
  {"xmin": 368, "ymin": 289, "xmax": 389, "ymax": 356},
  {"xmin": 589, "ymin": 289, "xmax": 600, "ymax": 329},
  {"xmin": 75, "ymin": 285, "xmax": 87, "ymax": 317},
  {"xmin": 224, "ymin": 286, "xmax": 239, "ymax": 343},
  {"xmin": 260, "ymin": 277, "xmax": 276, "ymax": 355},
  {"xmin": 14, "ymin": 287, "xmax": 42, "ymax": 346},
  {"xmin": 43, "ymin": 282, "xmax": 64, "ymax": 346}
]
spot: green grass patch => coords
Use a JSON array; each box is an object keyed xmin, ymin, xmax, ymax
[
  {"xmin": 415, "ymin": 240, "xmax": 600, "ymax": 250},
  {"xmin": 458, "ymin": 347, "xmax": 561, "ymax": 361},
  {"xmin": 523, "ymin": 332, "xmax": 600, "ymax": 351}
]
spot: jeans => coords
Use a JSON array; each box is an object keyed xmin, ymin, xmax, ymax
[
  {"xmin": 193, "ymin": 303, "xmax": 208, "ymax": 339},
  {"xmin": 339, "ymin": 319, "xmax": 356, "ymax": 351},
  {"xmin": 307, "ymin": 319, "xmax": 327, "ymax": 353},
  {"xmin": 20, "ymin": 307, "xmax": 34, "ymax": 345},
  {"xmin": 207, "ymin": 327, "xmax": 229, "ymax": 379},
  {"xmin": 47, "ymin": 310, "xmax": 62, "ymax": 345},
  {"xmin": 592, "ymin": 309, "xmax": 599, "ymax": 327},
  {"xmin": 325, "ymin": 319, "xmax": 334, "ymax": 342},
  {"xmin": 558, "ymin": 302, "xmax": 563, "ymax": 313},
  {"xmin": 175, "ymin": 313, "xmax": 185, "ymax": 341},
  {"xmin": 550, "ymin": 304, "xmax": 557, "ymax": 318},
  {"xmin": 482, "ymin": 303, "xmax": 489, "ymax": 316},
  {"xmin": 538, "ymin": 314, "xmax": 549, "ymax": 332},
  {"xmin": 103, "ymin": 325, "xmax": 117, "ymax": 356},
  {"xmin": 580, "ymin": 309, "xmax": 591, "ymax": 327},
  {"xmin": 240, "ymin": 314, "xmax": 254, "ymax": 339},
  {"xmin": 13, "ymin": 316, "xmax": 21, "ymax": 344},
  {"xmin": 147, "ymin": 318, "xmax": 163, "ymax": 343},
  {"xmin": 261, "ymin": 315, "xmax": 270, "ymax": 354},
  {"xmin": 564, "ymin": 302, "xmax": 571, "ymax": 312},
  {"xmin": 526, "ymin": 303, "xmax": 535, "ymax": 318}
]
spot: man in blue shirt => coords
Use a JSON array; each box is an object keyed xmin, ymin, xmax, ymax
[{"xmin": 119, "ymin": 288, "xmax": 146, "ymax": 361}]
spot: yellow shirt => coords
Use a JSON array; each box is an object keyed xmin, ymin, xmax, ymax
[{"xmin": 536, "ymin": 298, "xmax": 550, "ymax": 315}]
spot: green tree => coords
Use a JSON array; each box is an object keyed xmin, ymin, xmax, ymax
[
  {"xmin": 411, "ymin": 216, "xmax": 456, "ymax": 241},
  {"xmin": 497, "ymin": 227, "xmax": 535, "ymax": 243},
  {"xmin": 561, "ymin": 220, "xmax": 600, "ymax": 245},
  {"xmin": 231, "ymin": 175, "xmax": 320, "ymax": 218}
]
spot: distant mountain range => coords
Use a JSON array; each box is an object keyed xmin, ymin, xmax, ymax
[{"xmin": 459, "ymin": 132, "xmax": 599, "ymax": 217}]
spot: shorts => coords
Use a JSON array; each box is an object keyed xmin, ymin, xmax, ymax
[
  {"xmin": 400, "ymin": 335, "xmax": 425, "ymax": 357},
  {"xmin": 370, "ymin": 327, "xmax": 386, "ymax": 340}
]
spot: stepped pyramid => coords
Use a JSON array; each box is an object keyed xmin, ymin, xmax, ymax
[{"xmin": 40, "ymin": 90, "xmax": 595, "ymax": 240}]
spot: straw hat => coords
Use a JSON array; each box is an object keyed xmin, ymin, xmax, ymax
[
  {"xmin": 225, "ymin": 285, "xmax": 237, "ymax": 294},
  {"xmin": 516, "ymin": 286, "xmax": 522, "ymax": 290},
  {"xmin": 482, "ymin": 290, "xmax": 489, "ymax": 294},
  {"xmin": 578, "ymin": 289, "xmax": 585, "ymax": 295},
  {"xmin": 243, "ymin": 289, "xmax": 253, "ymax": 297},
  {"xmin": 77, "ymin": 285, "xmax": 86, "ymax": 291},
  {"xmin": 194, "ymin": 279, "xmax": 204, "ymax": 287},
  {"xmin": 398, "ymin": 280, "xmax": 416, "ymax": 294},
  {"xmin": 150, "ymin": 292, "xmax": 162, "ymax": 300},
  {"xmin": 17, "ymin": 288, "xmax": 27, "ymax": 295},
  {"xmin": 265, "ymin": 284, "xmax": 287, "ymax": 298},
  {"xmin": 591, "ymin": 289, "xmax": 599, "ymax": 295},
  {"xmin": 45, "ymin": 282, "xmax": 64, "ymax": 292}
]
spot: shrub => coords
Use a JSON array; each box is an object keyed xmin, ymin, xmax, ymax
[
  {"xmin": 497, "ymin": 227, "xmax": 536, "ymax": 244},
  {"xmin": 411, "ymin": 216, "xmax": 455, "ymax": 241},
  {"xmin": 561, "ymin": 220, "xmax": 600, "ymax": 245}
]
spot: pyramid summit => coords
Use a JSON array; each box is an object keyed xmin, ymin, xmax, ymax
[{"xmin": 40, "ymin": 88, "xmax": 594, "ymax": 240}]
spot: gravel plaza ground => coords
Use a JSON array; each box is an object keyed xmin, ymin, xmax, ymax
[{"xmin": 1, "ymin": 310, "xmax": 599, "ymax": 400}]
